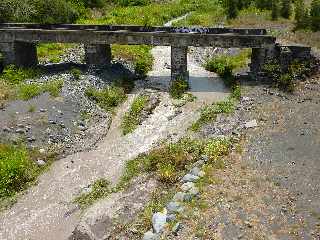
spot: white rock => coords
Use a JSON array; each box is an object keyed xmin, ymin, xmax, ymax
[
  {"xmin": 143, "ymin": 231, "xmax": 158, "ymax": 240},
  {"xmin": 245, "ymin": 119, "xmax": 258, "ymax": 129},
  {"xmin": 39, "ymin": 148, "xmax": 46, "ymax": 154},
  {"xmin": 152, "ymin": 212, "xmax": 167, "ymax": 233},
  {"xmin": 181, "ymin": 174, "xmax": 199, "ymax": 182},
  {"xmin": 180, "ymin": 182, "xmax": 195, "ymax": 191},
  {"xmin": 36, "ymin": 159, "xmax": 46, "ymax": 166}
]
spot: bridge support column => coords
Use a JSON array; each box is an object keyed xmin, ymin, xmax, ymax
[
  {"xmin": 84, "ymin": 44, "xmax": 111, "ymax": 65},
  {"xmin": 171, "ymin": 46, "xmax": 189, "ymax": 81},
  {"xmin": 250, "ymin": 48, "xmax": 266, "ymax": 76},
  {"xmin": 0, "ymin": 41, "xmax": 38, "ymax": 67}
]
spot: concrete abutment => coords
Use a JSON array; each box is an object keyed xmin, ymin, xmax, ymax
[
  {"xmin": 84, "ymin": 44, "xmax": 112, "ymax": 66},
  {"xmin": 171, "ymin": 46, "xmax": 189, "ymax": 82}
]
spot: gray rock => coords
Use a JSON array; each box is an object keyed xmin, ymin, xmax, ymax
[
  {"xmin": 152, "ymin": 212, "xmax": 167, "ymax": 233},
  {"xmin": 172, "ymin": 222, "xmax": 182, "ymax": 235},
  {"xmin": 36, "ymin": 159, "xmax": 46, "ymax": 166},
  {"xmin": 201, "ymin": 155, "xmax": 209, "ymax": 162},
  {"xmin": 17, "ymin": 123, "xmax": 24, "ymax": 128},
  {"xmin": 166, "ymin": 201, "xmax": 184, "ymax": 214},
  {"xmin": 40, "ymin": 108, "xmax": 47, "ymax": 113},
  {"xmin": 3, "ymin": 127, "xmax": 11, "ymax": 132},
  {"xmin": 143, "ymin": 231, "xmax": 159, "ymax": 240},
  {"xmin": 190, "ymin": 167, "xmax": 205, "ymax": 177},
  {"xmin": 27, "ymin": 136, "xmax": 36, "ymax": 142},
  {"xmin": 180, "ymin": 182, "xmax": 195, "ymax": 191},
  {"xmin": 173, "ymin": 192, "xmax": 185, "ymax": 202},
  {"xmin": 193, "ymin": 160, "xmax": 204, "ymax": 167},
  {"xmin": 15, "ymin": 128, "xmax": 25, "ymax": 134},
  {"xmin": 181, "ymin": 174, "xmax": 199, "ymax": 183},
  {"xmin": 166, "ymin": 214, "xmax": 176, "ymax": 222},
  {"xmin": 49, "ymin": 120, "xmax": 56, "ymax": 124}
]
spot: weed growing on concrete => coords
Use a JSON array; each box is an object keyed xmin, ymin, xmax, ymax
[
  {"xmin": 74, "ymin": 179, "xmax": 112, "ymax": 209},
  {"xmin": 169, "ymin": 77, "xmax": 189, "ymax": 99},
  {"xmin": 121, "ymin": 94, "xmax": 149, "ymax": 135}
]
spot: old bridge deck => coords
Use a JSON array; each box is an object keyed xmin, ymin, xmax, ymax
[{"xmin": 0, "ymin": 23, "xmax": 276, "ymax": 80}]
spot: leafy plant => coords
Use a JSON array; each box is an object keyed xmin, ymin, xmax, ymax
[
  {"xmin": 0, "ymin": 65, "xmax": 41, "ymax": 85},
  {"xmin": 169, "ymin": 78, "xmax": 189, "ymax": 99},
  {"xmin": 70, "ymin": 68, "xmax": 82, "ymax": 80}
]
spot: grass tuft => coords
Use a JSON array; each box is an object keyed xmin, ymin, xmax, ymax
[
  {"xmin": 85, "ymin": 86, "xmax": 127, "ymax": 111},
  {"xmin": 169, "ymin": 78, "xmax": 189, "ymax": 99},
  {"xmin": 121, "ymin": 94, "xmax": 149, "ymax": 135}
]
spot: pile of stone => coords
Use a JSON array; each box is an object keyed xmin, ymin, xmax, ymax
[{"xmin": 142, "ymin": 156, "xmax": 207, "ymax": 240}]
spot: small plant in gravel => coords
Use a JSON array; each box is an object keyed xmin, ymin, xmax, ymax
[
  {"xmin": 70, "ymin": 67, "xmax": 82, "ymax": 80},
  {"xmin": 121, "ymin": 94, "xmax": 150, "ymax": 135},
  {"xmin": 169, "ymin": 77, "xmax": 189, "ymax": 99},
  {"xmin": 74, "ymin": 178, "xmax": 112, "ymax": 209},
  {"xmin": 85, "ymin": 86, "xmax": 127, "ymax": 112},
  {"xmin": 190, "ymin": 97, "xmax": 237, "ymax": 132},
  {"xmin": 43, "ymin": 79, "xmax": 64, "ymax": 97}
]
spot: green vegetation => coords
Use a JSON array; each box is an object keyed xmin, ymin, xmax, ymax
[
  {"xmin": 17, "ymin": 79, "xmax": 64, "ymax": 100},
  {"xmin": 121, "ymin": 95, "xmax": 149, "ymax": 135},
  {"xmin": 37, "ymin": 43, "xmax": 75, "ymax": 63},
  {"xmin": 0, "ymin": 65, "xmax": 41, "ymax": 85},
  {"xmin": 85, "ymin": 86, "xmax": 127, "ymax": 111},
  {"xmin": 74, "ymin": 178, "xmax": 112, "ymax": 209},
  {"xmin": 280, "ymin": 0, "xmax": 292, "ymax": 19},
  {"xmin": 263, "ymin": 59, "xmax": 310, "ymax": 92},
  {"xmin": 169, "ymin": 78, "xmax": 189, "ymax": 99},
  {"xmin": 310, "ymin": 0, "xmax": 320, "ymax": 31},
  {"xmin": 190, "ymin": 97, "xmax": 237, "ymax": 131},
  {"xmin": 204, "ymin": 50, "xmax": 251, "ymax": 87},
  {"xmin": 70, "ymin": 67, "xmax": 82, "ymax": 80},
  {"xmin": 271, "ymin": 0, "xmax": 280, "ymax": 20},
  {"xmin": 0, "ymin": 144, "xmax": 38, "ymax": 198}
]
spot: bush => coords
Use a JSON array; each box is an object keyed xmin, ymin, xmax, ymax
[
  {"xmin": 0, "ymin": 65, "xmax": 41, "ymax": 85},
  {"xmin": 310, "ymin": 0, "xmax": 320, "ymax": 31},
  {"xmin": 0, "ymin": 144, "xmax": 38, "ymax": 198},
  {"xmin": 225, "ymin": 0, "xmax": 239, "ymax": 19},
  {"xmin": 169, "ymin": 78, "xmax": 189, "ymax": 99},
  {"xmin": 116, "ymin": 0, "xmax": 150, "ymax": 6},
  {"xmin": 70, "ymin": 68, "xmax": 82, "ymax": 80},
  {"xmin": 294, "ymin": 0, "xmax": 310, "ymax": 29}
]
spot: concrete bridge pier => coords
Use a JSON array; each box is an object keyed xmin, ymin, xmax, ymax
[
  {"xmin": 84, "ymin": 44, "xmax": 112, "ymax": 65},
  {"xmin": 171, "ymin": 46, "xmax": 189, "ymax": 81},
  {"xmin": 0, "ymin": 41, "xmax": 38, "ymax": 67}
]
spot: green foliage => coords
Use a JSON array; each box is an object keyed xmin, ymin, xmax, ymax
[
  {"xmin": 0, "ymin": 65, "xmax": 41, "ymax": 85},
  {"xmin": 226, "ymin": 0, "xmax": 239, "ymax": 19},
  {"xmin": 43, "ymin": 79, "xmax": 64, "ymax": 97},
  {"xmin": 74, "ymin": 179, "xmax": 111, "ymax": 209},
  {"xmin": 205, "ymin": 50, "xmax": 250, "ymax": 87},
  {"xmin": 310, "ymin": 0, "xmax": 320, "ymax": 31},
  {"xmin": 0, "ymin": 144, "xmax": 38, "ymax": 198},
  {"xmin": 0, "ymin": 0, "xmax": 81, "ymax": 23},
  {"xmin": 169, "ymin": 78, "xmax": 189, "ymax": 99},
  {"xmin": 121, "ymin": 95, "xmax": 149, "ymax": 135},
  {"xmin": 85, "ymin": 86, "xmax": 127, "ymax": 111},
  {"xmin": 116, "ymin": 0, "xmax": 150, "ymax": 6},
  {"xmin": 255, "ymin": 0, "xmax": 272, "ymax": 10},
  {"xmin": 17, "ymin": 79, "xmax": 64, "ymax": 100},
  {"xmin": 271, "ymin": 0, "xmax": 280, "ymax": 20},
  {"xmin": 280, "ymin": 0, "xmax": 292, "ymax": 19},
  {"xmin": 70, "ymin": 68, "xmax": 82, "ymax": 80},
  {"xmin": 204, "ymin": 138, "xmax": 231, "ymax": 164},
  {"xmin": 18, "ymin": 84, "xmax": 43, "ymax": 100},
  {"xmin": 191, "ymin": 98, "xmax": 236, "ymax": 131},
  {"xmin": 294, "ymin": 0, "xmax": 310, "ymax": 29},
  {"xmin": 37, "ymin": 43, "xmax": 75, "ymax": 63},
  {"xmin": 134, "ymin": 58, "xmax": 152, "ymax": 76}
]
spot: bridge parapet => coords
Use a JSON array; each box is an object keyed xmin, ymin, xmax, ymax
[{"xmin": 0, "ymin": 24, "xmax": 277, "ymax": 82}]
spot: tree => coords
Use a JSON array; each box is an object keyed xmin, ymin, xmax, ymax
[
  {"xmin": 280, "ymin": 0, "xmax": 292, "ymax": 19},
  {"xmin": 294, "ymin": 0, "xmax": 308, "ymax": 29},
  {"xmin": 226, "ymin": 0, "xmax": 239, "ymax": 19},
  {"xmin": 310, "ymin": 0, "xmax": 320, "ymax": 31},
  {"xmin": 271, "ymin": 0, "xmax": 280, "ymax": 20}
]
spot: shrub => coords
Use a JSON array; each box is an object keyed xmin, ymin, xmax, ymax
[
  {"xmin": 134, "ymin": 59, "xmax": 152, "ymax": 77},
  {"xmin": 169, "ymin": 78, "xmax": 189, "ymax": 99},
  {"xmin": 85, "ymin": 86, "xmax": 127, "ymax": 111},
  {"xmin": 18, "ymin": 83, "xmax": 43, "ymax": 100},
  {"xmin": 204, "ymin": 138, "xmax": 231, "ymax": 163},
  {"xmin": 310, "ymin": 0, "xmax": 320, "ymax": 31},
  {"xmin": 0, "ymin": 144, "xmax": 38, "ymax": 198},
  {"xmin": 70, "ymin": 68, "xmax": 82, "ymax": 80},
  {"xmin": 226, "ymin": 0, "xmax": 239, "ymax": 19},
  {"xmin": 43, "ymin": 79, "xmax": 64, "ymax": 97},
  {"xmin": 116, "ymin": 0, "xmax": 151, "ymax": 6}
]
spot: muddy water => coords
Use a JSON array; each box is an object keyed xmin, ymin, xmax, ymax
[{"xmin": 0, "ymin": 21, "xmax": 229, "ymax": 240}]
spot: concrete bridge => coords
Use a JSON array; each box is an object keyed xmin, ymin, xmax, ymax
[{"xmin": 0, "ymin": 23, "xmax": 278, "ymax": 81}]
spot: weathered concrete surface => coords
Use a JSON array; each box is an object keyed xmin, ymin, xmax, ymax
[
  {"xmin": 84, "ymin": 44, "xmax": 111, "ymax": 65},
  {"xmin": 171, "ymin": 46, "xmax": 188, "ymax": 81},
  {"xmin": 69, "ymin": 176, "xmax": 158, "ymax": 240}
]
